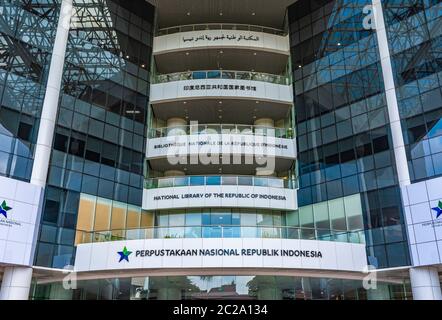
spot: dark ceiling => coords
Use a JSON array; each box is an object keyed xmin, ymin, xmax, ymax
[{"xmin": 147, "ymin": 0, "xmax": 298, "ymax": 30}]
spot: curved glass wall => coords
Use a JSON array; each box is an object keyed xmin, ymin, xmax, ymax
[
  {"xmin": 145, "ymin": 175, "xmax": 297, "ymax": 189},
  {"xmin": 153, "ymin": 70, "xmax": 290, "ymax": 85},
  {"xmin": 31, "ymin": 275, "xmax": 411, "ymax": 300},
  {"xmin": 156, "ymin": 23, "xmax": 287, "ymax": 36},
  {"xmin": 148, "ymin": 124, "xmax": 295, "ymax": 138}
]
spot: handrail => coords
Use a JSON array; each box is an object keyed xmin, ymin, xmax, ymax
[
  {"xmin": 156, "ymin": 23, "xmax": 287, "ymax": 37},
  {"xmin": 76, "ymin": 225, "xmax": 365, "ymax": 244},
  {"xmin": 148, "ymin": 124, "xmax": 295, "ymax": 139},
  {"xmin": 153, "ymin": 70, "xmax": 290, "ymax": 85},
  {"xmin": 144, "ymin": 175, "xmax": 297, "ymax": 190}
]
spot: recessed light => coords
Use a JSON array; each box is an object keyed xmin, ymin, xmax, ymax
[
  {"xmin": 298, "ymin": 65, "xmax": 302, "ymax": 68},
  {"xmin": 219, "ymin": 12, "xmax": 223, "ymax": 16},
  {"xmin": 187, "ymin": 12, "xmax": 191, "ymax": 16},
  {"xmin": 253, "ymin": 52, "xmax": 257, "ymax": 56},
  {"xmin": 126, "ymin": 55, "xmax": 130, "ymax": 59},
  {"xmin": 252, "ymin": 12, "xmax": 256, "ymax": 16},
  {"xmin": 219, "ymin": 50, "xmax": 223, "ymax": 54},
  {"xmin": 337, "ymin": 42, "xmax": 341, "ymax": 46},
  {"xmin": 141, "ymin": 64, "xmax": 145, "ymax": 68},
  {"xmin": 256, "ymin": 101, "xmax": 260, "ymax": 104},
  {"xmin": 183, "ymin": 101, "xmax": 187, "ymax": 104},
  {"xmin": 218, "ymin": 101, "xmax": 223, "ymax": 104}
]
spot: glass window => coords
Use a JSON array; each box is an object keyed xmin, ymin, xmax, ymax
[
  {"xmin": 328, "ymin": 198, "xmax": 346, "ymax": 230},
  {"xmin": 190, "ymin": 176, "xmax": 205, "ymax": 186},
  {"xmin": 94, "ymin": 198, "xmax": 111, "ymax": 231}
]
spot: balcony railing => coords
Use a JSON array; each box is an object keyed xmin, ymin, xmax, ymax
[
  {"xmin": 148, "ymin": 124, "xmax": 295, "ymax": 139},
  {"xmin": 156, "ymin": 23, "xmax": 287, "ymax": 37},
  {"xmin": 153, "ymin": 70, "xmax": 290, "ymax": 85},
  {"xmin": 76, "ymin": 225, "xmax": 365, "ymax": 245},
  {"xmin": 145, "ymin": 175, "xmax": 297, "ymax": 190}
]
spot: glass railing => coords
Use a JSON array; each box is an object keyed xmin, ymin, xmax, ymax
[
  {"xmin": 148, "ymin": 124, "xmax": 295, "ymax": 139},
  {"xmin": 153, "ymin": 70, "xmax": 290, "ymax": 85},
  {"xmin": 156, "ymin": 23, "xmax": 287, "ymax": 37},
  {"xmin": 145, "ymin": 175, "xmax": 297, "ymax": 190},
  {"xmin": 76, "ymin": 225, "xmax": 365, "ymax": 244}
]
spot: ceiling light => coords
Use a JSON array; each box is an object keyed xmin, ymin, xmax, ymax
[
  {"xmin": 298, "ymin": 65, "xmax": 302, "ymax": 68},
  {"xmin": 253, "ymin": 52, "xmax": 257, "ymax": 56},
  {"xmin": 183, "ymin": 101, "xmax": 187, "ymax": 104},
  {"xmin": 125, "ymin": 110, "xmax": 141, "ymax": 114},
  {"xmin": 218, "ymin": 101, "xmax": 223, "ymax": 104},
  {"xmin": 185, "ymin": 52, "xmax": 190, "ymax": 56},
  {"xmin": 252, "ymin": 12, "xmax": 256, "ymax": 16},
  {"xmin": 126, "ymin": 55, "xmax": 130, "ymax": 59},
  {"xmin": 219, "ymin": 12, "xmax": 223, "ymax": 16},
  {"xmin": 337, "ymin": 42, "xmax": 341, "ymax": 46},
  {"xmin": 141, "ymin": 64, "xmax": 145, "ymax": 68},
  {"xmin": 186, "ymin": 12, "xmax": 191, "ymax": 16},
  {"xmin": 219, "ymin": 50, "xmax": 223, "ymax": 54}
]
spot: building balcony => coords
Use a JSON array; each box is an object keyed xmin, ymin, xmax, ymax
[
  {"xmin": 153, "ymin": 69, "xmax": 290, "ymax": 85},
  {"xmin": 153, "ymin": 24, "xmax": 289, "ymax": 74},
  {"xmin": 75, "ymin": 225, "xmax": 365, "ymax": 245},
  {"xmin": 148, "ymin": 123, "xmax": 294, "ymax": 139},
  {"xmin": 145, "ymin": 175, "xmax": 297, "ymax": 190}
]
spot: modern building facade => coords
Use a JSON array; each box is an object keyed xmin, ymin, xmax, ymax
[{"xmin": 0, "ymin": 0, "xmax": 441, "ymax": 300}]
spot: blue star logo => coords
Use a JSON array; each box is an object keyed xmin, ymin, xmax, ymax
[
  {"xmin": 117, "ymin": 246, "xmax": 132, "ymax": 263},
  {"xmin": 0, "ymin": 201, "xmax": 12, "ymax": 219},
  {"xmin": 431, "ymin": 201, "xmax": 442, "ymax": 219}
]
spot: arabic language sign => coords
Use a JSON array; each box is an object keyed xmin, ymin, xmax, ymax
[{"xmin": 183, "ymin": 34, "xmax": 260, "ymax": 43}]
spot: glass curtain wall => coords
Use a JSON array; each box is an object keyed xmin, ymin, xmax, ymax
[
  {"xmin": 0, "ymin": 0, "xmax": 60, "ymax": 181},
  {"xmin": 31, "ymin": 275, "xmax": 412, "ymax": 300},
  {"xmin": 381, "ymin": 0, "xmax": 442, "ymax": 182},
  {"xmin": 35, "ymin": 0, "xmax": 155, "ymax": 269},
  {"xmin": 288, "ymin": 0, "xmax": 410, "ymax": 268}
]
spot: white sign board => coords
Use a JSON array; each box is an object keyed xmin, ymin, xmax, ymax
[
  {"xmin": 402, "ymin": 176, "xmax": 442, "ymax": 267},
  {"xmin": 75, "ymin": 238, "xmax": 368, "ymax": 273},
  {"xmin": 143, "ymin": 186, "xmax": 298, "ymax": 211},
  {"xmin": 150, "ymin": 79, "xmax": 293, "ymax": 104},
  {"xmin": 146, "ymin": 134, "xmax": 297, "ymax": 160},
  {"xmin": 0, "ymin": 176, "xmax": 43, "ymax": 266}
]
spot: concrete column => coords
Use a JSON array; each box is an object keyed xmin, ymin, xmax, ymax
[
  {"xmin": 166, "ymin": 117, "xmax": 187, "ymax": 136},
  {"xmin": 0, "ymin": 0, "xmax": 74, "ymax": 301},
  {"xmin": 254, "ymin": 118, "xmax": 274, "ymax": 128},
  {"xmin": 410, "ymin": 267, "xmax": 442, "ymax": 300},
  {"xmin": 0, "ymin": 267, "xmax": 33, "ymax": 300},
  {"xmin": 371, "ymin": 0, "xmax": 410, "ymax": 187}
]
